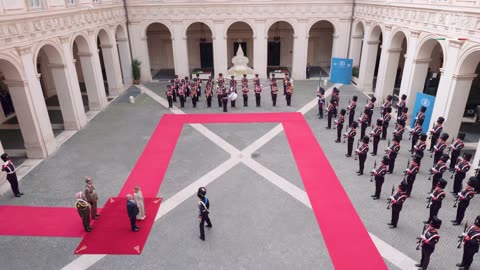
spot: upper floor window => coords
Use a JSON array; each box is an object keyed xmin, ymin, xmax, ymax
[
  {"xmin": 92, "ymin": 0, "xmax": 100, "ymax": 3},
  {"xmin": 28, "ymin": 0, "xmax": 42, "ymax": 8},
  {"xmin": 67, "ymin": 0, "xmax": 76, "ymax": 6}
]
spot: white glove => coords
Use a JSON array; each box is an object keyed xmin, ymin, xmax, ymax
[{"xmin": 462, "ymin": 232, "xmax": 468, "ymax": 237}]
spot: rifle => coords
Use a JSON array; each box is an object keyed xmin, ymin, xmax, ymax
[
  {"xmin": 415, "ymin": 224, "xmax": 428, "ymax": 250},
  {"xmin": 457, "ymin": 221, "xmax": 469, "ymax": 249},
  {"xmin": 386, "ymin": 185, "xmax": 395, "ymax": 209},
  {"xmin": 427, "ymin": 168, "xmax": 434, "ymax": 181},
  {"xmin": 370, "ymin": 160, "xmax": 377, "ymax": 182},
  {"xmin": 408, "ymin": 130, "xmax": 412, "ymax": 140},
  {"xmin": 403, "ymin": 159, "xmax": 410, "ymax": 180},
  {"xmin": 354, "ymin": 140, "xmax": 360, "ymax": 160},
  {"xmin": 428, "ymin": 122, "xmax": 435, "ymax": 140},
  {"xmin": 453, "ymin": 194, "xmax": 460, "ymax": 208},
  {"xmin": 387, "ymin": 139, "xmax": 391, "ymax": 147},
  {"xmin": 426, "ymin": 193, "xmax": 432, "ymax": 208},
  {"xmin": 343, "ymin": 127, "xmax": 349, "ymax": 143}
]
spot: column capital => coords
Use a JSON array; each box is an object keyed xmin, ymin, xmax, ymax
[
  {"xmin": 15, "ymin": 45, "xmax": 32, "ymax": 56},
  {"xmin": 99, "ymin": 44, "xmax": 114, "ymax": 48},
  {"xmin": 447, "ymin": 39, "xmax": 465, "ymax": 48},
  {"xmin": 116, "ymin": 37, "xmax": 128, "ymax": 42},
  {"xmin": 48, "ymin": 63, "xmax": 66, "ymax": 69},
  {"xmin": 384, "ymin": 24, "xmax": 393, "ymax": 31},
  {"xmin": 366, "ymin": 40, "xmax": 380, "ymax": 45},
  {"xmin": 453, "ymin": 73, "xmax": 477, "ymax": 80},
  {"xmin": 413, "ymin": 58, "xmax": 432, "ymax": 63},
  {"xmin": 58, "ymin": 35, "xmax": 71, "ymax": 44},
  {"xmin": 410, "ymin": 30, "xmax": 421, "ymax": 38},
  {"xmin": 77, "ymin": 52, "xmax": 93, "ymax": 57},
  {"xmin": 87, "ymin": 29, "xmax": 96, "ymax": 36},
  {"xmin": 352, "ymin": 34, "xmax": 363, "ymax": 39},
  {"xmin": 388, "ymin": 48, "xmax": 403, "ymax": 53}
]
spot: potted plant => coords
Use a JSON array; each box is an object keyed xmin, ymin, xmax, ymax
[{"xmin": 132, "ymin": 59, "xmax": 141, "ymax": 84}]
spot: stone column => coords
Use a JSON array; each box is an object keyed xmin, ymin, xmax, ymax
[
  {"xmin": 291, "ymin": 20, "xmax": 308, "ymax": 79},
  {"xmin": 172, "ymin": 21, "xmax": 190, "ymax": 78},
  {"xmin": 468, "ymin": 139, "xmax": 480, "ymax": 179},
  {"xmin": 253, "ymin": 19, "xmax": 267, "ymax": 79},
  {"xmin": 332, "ymin": 18, "xmax": 351, "ymax": 59},
  {"xmin": 357, "ymin": 23, "xmax": 380, "ymax": 93},
  {"xmin": 374, "ymin": 25, "xmax": 396, "ymax": 102},
  {"xmin": 117, "ymin": 37, "xmax": 133, "ymax": 85},
  {"xmin": 77, "ymin": 51, "xmax": 109, "ymax": 111},
  {"xmin": 213, "ymin": 20, "xmax": 228, "ymax": 77},
  {"xmin": 0, "ymin": 140, "xmax": 4, "ymax": 155},
  {"xmin": 87, "ymin": 29, "xmax": 109, "ymax": 102},
  {"xmin": 14, "ymin": 46, "xmax": 56, "ymax": 158},
  {"xmin": 129, "ymin": 22, "xmax": 152, "ymax": 82},
  {"xmin": 350, "ymin": 34, "xmax": 364, "ymax": 68},
  {"xmin": 399, "ymin": 31, "xmax": 420, "ymax": 115},
  {"xmin": 99, "ymin": 42, "xmax": 124, "ymax": 96},
  {"xmin": 429, "ymin": 40, "xmax": 464, "ymax": 135}
]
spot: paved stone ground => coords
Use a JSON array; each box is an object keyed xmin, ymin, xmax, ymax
[{"xmin": 0, "ymin": 79, "xmax": 478, "ymax": 270}]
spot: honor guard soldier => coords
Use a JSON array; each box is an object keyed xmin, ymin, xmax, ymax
[
  {"xmin": 197, "ymin": 187, "xmax": 212, "ymax": 241},
  {"xmin": 381, "ymin": 95, "xmax": 393, "ymax": 117},
  {"xmin": 429, "ymin": 154, "xmax": 449, "ymax": 193},
  {"xmin": 253, "ymin": 73, "xmax": 260, "ymax": 85},
  {"xmin": 397, "ymin": 106, "xmax": 408, "ymax": 128},
  {"xmin": 345, "ymin": 121, "xmax": 358, "ymax": 157},
  {"xmin": 397, "ymin": 94, "xmax": 406, "ymax": 119},
  {"xmin": 170, "ymin": 79, "xmax": 177, "ymax": 102},
  {"xmin": 178, "ymin": 82, "xmax": 186, "ymax": 108},
  {"xmin": 84, "ymin": 176, "xmax": 100, "ymax": 220},
  {"xmin": 405, "ymin": 154, "xmax": 421, "ymax": 197},
  {"xmin": 271, "ymin": 82, "xmax": 278, "ymax": 106},
  {"xmin": 196, "ymin": 74, "xmax": 202, "ymax": 98},
  {"xmin": 382, "ymin": 107, "xmax": 392, "ymax": 140},
  {"xmin": 75, "ymin": 191, "xmax": 92, "ymax": 232},
  {"xmin": 1, "ymin": 153, "xmax": 23, "ymax": 197},
  {"xmin": 386, "ymin": 135, "xmax": 401, "ymax": 174},
  {"xmin": 166, "ymin": 85, "xmax": 173, "ymax": 108},
  {"xmin": 191, "ymin": 81, "xmax": 198, "ymax": 108},
  {"xmin": 347, "ymin": 95, "xmax": 358, "ymax": 127},
  {"xmin": 184, "ymin": 76, "xmax": 191, "ymax": 102},
  {"xmin": 449, "ymin": 133, "xmax": 466, "ymax": 172},
  {"xmin": 283, "ymin": 72, "xmax": 289, "ymax": 96},
  {"xmin": 414, "ymin": 105, "xmax": 427, "ymax": 127},
  {"xmin": 433, "ymin": 133, "xmax": 449, "ymax": 166},
  {"xmin": 452, "ymin": 177, "xmax": 477, "ymax": 226},
  {"xmin": 205, "ymin": 80, "xmax": 213, "ymax": 108},
  {"xmin": 254, "ymin": 82, "xmax": 262, "ymax": 107},
  {"xmin": 286, "ymin": 82, "xmax": 294, "ymax": 106},
  {"xmin": 410, "ymin": 119, "xmax": 424, "ymax": 152},
  {"xmin": 229, "ymin": 76, "xmax": 237, "ymax": 108},
  {"xmin": 221, "ymin": 87, "xmax": 228, "ymax": 113},
  {"xmin": 317, "ymin": 87, "xmax": 325, "ymax": 119},
  {"xmin": 429, "ymin": 117, "xmax": 444, "ymax": 152},
  {"xmin": 414, "ymin": 134, "xmax": 428, "ymax": 167},
  {"xmin": 326, "ymin": 98, "xmax": 336, "ymax": 129},
  {"xmin": 332, "ymin": 88, "xmax": 340, "ymax": 118},
  {"xmin": 335, "ymin": 109, "xmax": 346, "ymax": 143},
  {"xmin": 425, "ymin": 178, "xmax": 447, "ymax": 224},
  {"xmin": 242, "ymin": 74, "xmax": 249, "ymax": 107},
  {"xmin": 371, "ymin": 155, "xmax": 389, "ymax": 200},
  {"xmin": 456, "ymin": 215, "xmax": 480, "ymax": 270},
  {"xmin": 270, "ymin": 73, "xmax": 276, "ymax": 91},
  {"xmin": 217, "ymin": 73, "xmax": 225, "ymax": 87},
  {"xmin": 359, "ymin": 108, "xmax": 369, "ymax": 138},
  {"xmin": 453, "ymin": 153, "xmax": 472, "ymax": 195},
  {"xmin": 388, "ymin": 180, "xmax": 408, "ymax": 228},
  {"xmin": 393, "ymin": 119, "xmax": 406, "ymax": 141},
  {"xmin": 366, "ymin": 96, "xmax": 376, "ymax": 126},
  {"xmin": 356, "ymin": 136, "xmax": 370, "ymax": 175},
  {"xmin": 216, "ymin": 81, "xmax": 223, "ymax": 108},
  {"xmin": 173, "ymin": 75, "xmax": 180, "ymax": 102},
  {"xmin": 416, "ymin": 217, "xmax": 441, "ymax": 270},
  {"xmin": 370, "ymin": 119, "xmax": 383, "ymax": 156}
]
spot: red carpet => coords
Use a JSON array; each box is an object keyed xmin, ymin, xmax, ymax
[{"xmin": 75, "ymin": 197, "xmax": 161, "ymax": 255}]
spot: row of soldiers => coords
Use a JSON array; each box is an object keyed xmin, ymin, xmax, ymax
[
  {"xmin": 165, "ymin": 73, "xmax": 294, "ymax": 111},
  {"xmin": 318, "ymin": 88, "xmax": 480, "ymax": 269}
]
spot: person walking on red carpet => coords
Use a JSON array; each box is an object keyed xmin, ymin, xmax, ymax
[
  {"xmin": 85, "ymin": 176, "xmax": 100, "ymax": 220},
  {"xmin": 76, "ymin": 191, "xmax": 92, "ymax": 232},
  {"xmin": 134, "ymin": 186, "xmax": 146, "ymax": 220},
  {"xmin": 127, "ymin": 194, "xmax": 140, "ymax": 232},
  {"xmin": 1, "ymin": 153, "xmax": 23, "ymax": 197},
  {"xmin": 197, "ymin": 187, "xmax": 212, "ymax": 241}
]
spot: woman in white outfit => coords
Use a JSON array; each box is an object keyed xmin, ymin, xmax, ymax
[{"xmin": 134, "ymin": 186, "xmax": 146, "ymax": 220}]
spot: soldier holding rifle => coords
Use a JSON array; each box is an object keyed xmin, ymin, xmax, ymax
[
  {"xmin": 388, "ymin": 181, "xmax": 408, "ymax": 229},
  {"xmin": 456, "ymin": 216, "xmax": 480, "ymax": 270},
  {"xmin": 416, "ymin": 217, "xmax": 442, "ymax": 270}
]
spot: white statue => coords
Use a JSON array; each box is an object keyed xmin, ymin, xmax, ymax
[{"xmin": 227, "ymin": 45, "xmax": 256, "ymax": 79}]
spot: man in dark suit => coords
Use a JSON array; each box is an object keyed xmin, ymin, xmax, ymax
[{"xmin": 126, "ymin": 194, "xmax": 140, "ymax": 232}]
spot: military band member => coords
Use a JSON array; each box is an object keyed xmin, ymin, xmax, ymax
[
  {"xmin": 430, "ymin": 154, "xmax": 449, "ymax": 193},
  {"xmin": 222, "ymin": 87, "xmax": 228, "ymax": 112},
  {"xmin": 425, "ymin": 178, "xmax": 447, "ymax": 224},
  {"xmin": 382, "ymin": 107, "xmax": 392, "ymax": 140},
  {"xmin": 397, "ymin": 94, "xmax": 406, "ymax": 119},
  {"xmin": 195, "ymin": 74, "xmax": 202, "ymax": 98},
  {"xmin": 366, "ymin": 96, "xmax": 376, "ymax": 126},
  {"xmin": 381, "ymin": 95, "xmax": 393, "ymax": 117},
  {"xmin": 253, "ymin": 73, "xmax": 260, "ymax": 85},
  {"xmin": 1, "ymin": 153, "xmax": 23, "ymax": 197},
  {"xmin": 216, "ymin": 81, "xmax": 223, "ymax": 108},
  {"xmin": 387, "ymin": 135, "xmax": 401, "ymax": 174},
  {"xmin": 326, "ymin": 99, "xmax": 336, "ymax": 129},
  {"xmin": 166, "ymin": 85, "xmax": 173, "ymax": 108},
  {"xmin": 335, "ymin": 109, "xmax": 346, "ymax": 143},
  {"xmin": 356, "ymin": 136, "xmax": 369, "ymax": 175},
  {"xmin": 317, "ymin": 87, "xmax": 325, "ymax": 119},
  {"xmin": 254, "ymin": 83, "xmax": 262, "ymax": 107},
  {"xmin": 456, "ymin": 215, "xmax": 480, "ymax": 270},
  {"xmin": 270, "ymin": 73, "xmax": 276, "ymax": 91},
  {"xmin": 217, "ymin": 73, "xmax": 225, "ymax": 88},
  {"xmin": 229, "ymin": 75, "xmax": 237, "ymax": 108},
  {"xmin": 283, "ymin": 73, "xmax": 289, "ymax": 96},
  {"xmin": 345, "ymin": 121, "xmax": 358, "ymax": 157},
  {"xmin": 397, "ymin": 107, "xmax": 408, "ymax": 130},
  {"xmin": 242, "ymin": 75, "xmax": 249, "ymax": 107},
  {"xmin": 414, "ymin": 134, "xmax": 428, "ymax": 167},
  {"xmin": 416, "ymin": 217, "xmax": 441, "ymax": 270},
  {"xmin": 393, "ymin": 119, "xmax": 406, "ymax": 141},
  {"xmin": 433, "ymin": 133, "xmax": 449, "ymax": 166},
  {"xmin": 271, "ymin": 82, "xmax": 278, "ymax": 106},
  {"xmin": 347, "ymin": 95, "xmax": 358, "ymax": 127},
  {"xmin": 371, "ymin": 155, "xmax": 389, "ymax": 200},
  {"xmin": 370, "ymin": 119, "xmax": 382, "ymax": 156},
  {"xmin": 452, "ymin": 177, "xmax": 477, "ymax": 226},
  {"xmin": 178, "ymin": 82, "xmax": 186, "ymax": 108},
  {"xmin": 332, "ymin": 88, "xmax": 340, "ymax": 118},
  {"xmin": 170, "ymin": 79, "xmax": 177, "ymax": 102},
  {"xmin": 410, "ymin": 119, "xmax": 424, "ymax": 152},
  {"xmin": 429, "ymin": 117, "xmax": 445, "ymax": 152},
  {"xmin": 414, "ymin": 105, "xmax": 427, "ymax": 127},
  {"xmin": 184, "ymin": 76, "xmax": 190, "ymax": 102},
  {"xmin": 84, "ymin": 176, "xmax": 100, "ymax": 220},
  {"xmin": 205, "ymin": 81, "xmax": 213, "ymax": 108},
  {"xmin": 388, "ymin": 180, "xmax": 408, "ymax": 228},
  {"xmin": 405, "ymin": 154, "xmax": 421, "ymax": 197},
  {"xmin": 359, "ymin": 108, "xmax": 369, "ymax": 138},
  {"xmin": 453, "ymin": 153, "xmax": 472, "ymax": 195},
  {"xmin": 449, "ymin": 133, "xmax": 466, "ymax": 172},
  {"xmin": 286, "ymin": 82, "xmax": 294, "ymax": 106},
  {"xmin": 191, "ymin": 82, "xmax": 198, "ymax": 108},
  {"xmin": 75, "ymin": 191, "xmax": 92, "ymax": 232},
  {"xmin": 173, "ymin": 75, "xmax": 180, "ymax": 102}
]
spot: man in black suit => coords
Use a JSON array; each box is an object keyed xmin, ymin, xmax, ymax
[{"xmin": 126, "ymin": 194, "xmax": 140, "ymax": 232}]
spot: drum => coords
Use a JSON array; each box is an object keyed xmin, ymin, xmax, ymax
[{"xmin": 228, "ymin": 92, "xmax": 238, "ymax": 101}]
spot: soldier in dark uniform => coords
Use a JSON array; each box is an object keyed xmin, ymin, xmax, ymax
[
  {"xmin": 270, "ymin": 73, "xmax": 276, "ymax": 91},
  {"xmin": 170, "ymin": 79, "xmax": 177, "ymax": 102},
  {"xmin": 429, "ymin": 117, "xmax": 444, "ymax": 152},
  {"xmin": 347, "ymin": 95, "xmax": 357, "ymax": 127},
  {"xmin": 370, "ymin": 119, "xmax": 382, "ymax": 156},
  {"xmin": 229, "ymin": 75, "xmax": 237, "ymax": 108},
  {"xmin": 366, "ymin": 96, "xmax": 376, "ymax": 126},
  {"xmin": 456, "ymin": 215, "xmax": 480, "ymax": 270},
  {"xmin": 414, "ymin": 105, "xmax": 427, "ymax": 127},
  {"xmin": 205, "ymin": 80, "xmax": 213, "ymax": 108},
  {"xmin": 317, "ymin": 87, "xmax": 325, "ymax": 119},
  {"xmin": 397, "ymin": 107, "xmax": 408, "ymax": 129},
  {"xmin": 452, "ymin": 177, "xmax": 477, "ymax": 226},
  {"xmin": 173, "ymin": 75, "xmax": 180, "ymax": 102},
  {"xmin": 166, "ymin": 85, "xmax": 173, "ymax": 108},
  {"xmin": 449, "ymin": 133, "xmax": 466, "ymax": 172},
  {"xmin": 345, "ymin": 121, "xmax": 358, "ymax": 157},
  {"xmin": 286, "ymin": 82, "xmax": 294, "ymax": 106},
  {"xmin": 334, "ymin": 109, "xmax": 346, "ymax": 143},
  {"xmin": 414, "ymin": 133, "xmax": 428, "ymax": 168},
  {"xmin": 388, "ymin": 180, "xmax": 408, "ymax": 228},
  {"xmin": 326, "ymin": 99, "xmax": 336, "ymax": 129},
  {"xmin": 381, "ymin": 95, "xmax": 393, "ymax": 117},
  {"xmin": 332, "ymin": 88, "xmax": 340, "ymax": 118},
  {"xmin": 433, "ymin": 133, "xmax": 449, "ymax": 166},
  {"xmin": 386, "ymin": 135, "xmax": 401, "ymax": 174},
  {"xmin": 217, "ymin": 73, "xmax": 225, "ymax": 107},
  {"xmin": 196, "ymin": 73, "xmax": 202, "ymax": 99},
  {"xmin": 75, "ymin": 191, "xmax": 92, "ymax": 232},
  {"xmin": 382, "ymin": 107, "xmax": 392, "ymax": 140},
  {"xmin": 425, "ymin": 178, "xmax": 446, "ymax": 224},
  {"xmin": 453, "ymin": 153, "xmax": 472, "ymax": 195},
  {"xmin": 393, "ymin": 119, "xmax": 406, "ymax": 141},
  {"xmin": 416, "ymin": 217, "xmax": 441, "ymax": 270},
  {"xmin": 271, "ymin": 82, "xmax": 278, "ymax": 106},
  {"xmin": 405, "ymin": 154, "xmax": 421, "ymax": 197},
  {"xmin": 371, "ymin": 155, "xmax": 389, "ymax": 200},
  {"xmin": 356, "ymin": 136, "xmax": 369, "ymax": 176},
  {"xmin": 429, "ymin": 153, "xmax": 449, "ymax": 193},
  {"xmin": 410, "ymin": 119, "xmax": 424, "ymax": 153},
  {"xmin": 253, "ymin": 73, "xmax": 260, "ymax": 85},
  {"xmin": 197, "ymin": 187, "xmax": 212, "ymax": 241},
  {"xmin": 1, "ymin": 153, "xmax": 23, "ymax": 197},
  {"xmin": 283, "ymin": 73, "xmax": 289, "ymax": 96},
  {"xmin": 241, "ymin": 74, "xmax": 249, "ymax": 107},
  {"xmin": 178, "ymin": 82, "xmax": 186, "ymax": 108},
  {"xmin": 222, "ymin": 87, "xmax": 228, "ymax": 113},
  {"xmin": 359, "ymin": 108, "xmax": 369, "ymax": 138},
  {"xmin": 254, "ymin": 82, "xmax": 262, "ymax": 107},
  {"xmin": 191, "ymin": 81, "xmax": 198, "ymax": 108},
  {"xmin": 397, "ymin": 94, "xmax": 406, "ymax": 119},
  {"xmin": 184, "ymin": 76, "xmax": 190, "ymax": 102}
]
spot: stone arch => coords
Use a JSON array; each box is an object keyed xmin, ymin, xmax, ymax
[
  {"xmin": 350, "ymin": 20, "xmax": 365, "ymax": 68},
  {"xmin": 185, "ymin": 22, "xmax": 214, "ymax": 73},
  {"xmin": 456, "ymin": 44, "xmax": 480, "ymax": 74},
  {"xmin": 0, "ymin": 53, "xmax": 24, "ymax": 81},
  {"xmin": 352, "ymin": 20, "xmax": 365, "ymax": 36},
  {"xmin": 145, "ymin": 22, "xmax": 175, "ymax": 79},
  {"xmin": 415, "ymin": 35, "xmax": 446, "ymax": 65},
  {"xmin": 96, "ymin": 28, "xmax": 114, "ymax": 45},
  {"xmin": 33, "ymin": 40, "xmax": 66, "ymax": 67},
  {"xmin": 265, "ymin": 21, "xmax": 295, "ymax": 74},
  {"xmin": 226, "ymin": 21, "xmax": 255, "ymax": 67},
  {"xmin": 307, "ymin": 19, "xmax": 337, "ymax": 37},
  {"xmin": 115, "ymin": 24, "xmax": 128, "ymax": 40},
  {"xmin": 357, "ymin": 23, "xmax": 383, "ymax": 93},
  {"xmin": 368, "ymin": 24, "xmax": 383, "ymax": 42},
  {"xmin": 142, "ymin": 21, "xmax": 174, "ymax": 40},
  {"xmin": 224, "ymin": 20, "xmax": 256, "ymax": 38},
  {"xmin": 389, "ymin": 28, "xmax": 409, "ymax": 50},
  {"xmin": 307, "ymin": 20, "xmax": 336, "ymax": 76},
  {"xmin": 264, "ymin": 19, "xmax": 296, "ymax": 37},
  {"xmin": 184, "ymin": 21, "xmax": 215, "ymax": 39},
  {"xmin": 115, "ymin": 24, "xmax": 133, "ymax": 85},
  {"xmin": 71, "ymin": 32, "xmax": 92, "ymax": 54}
]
